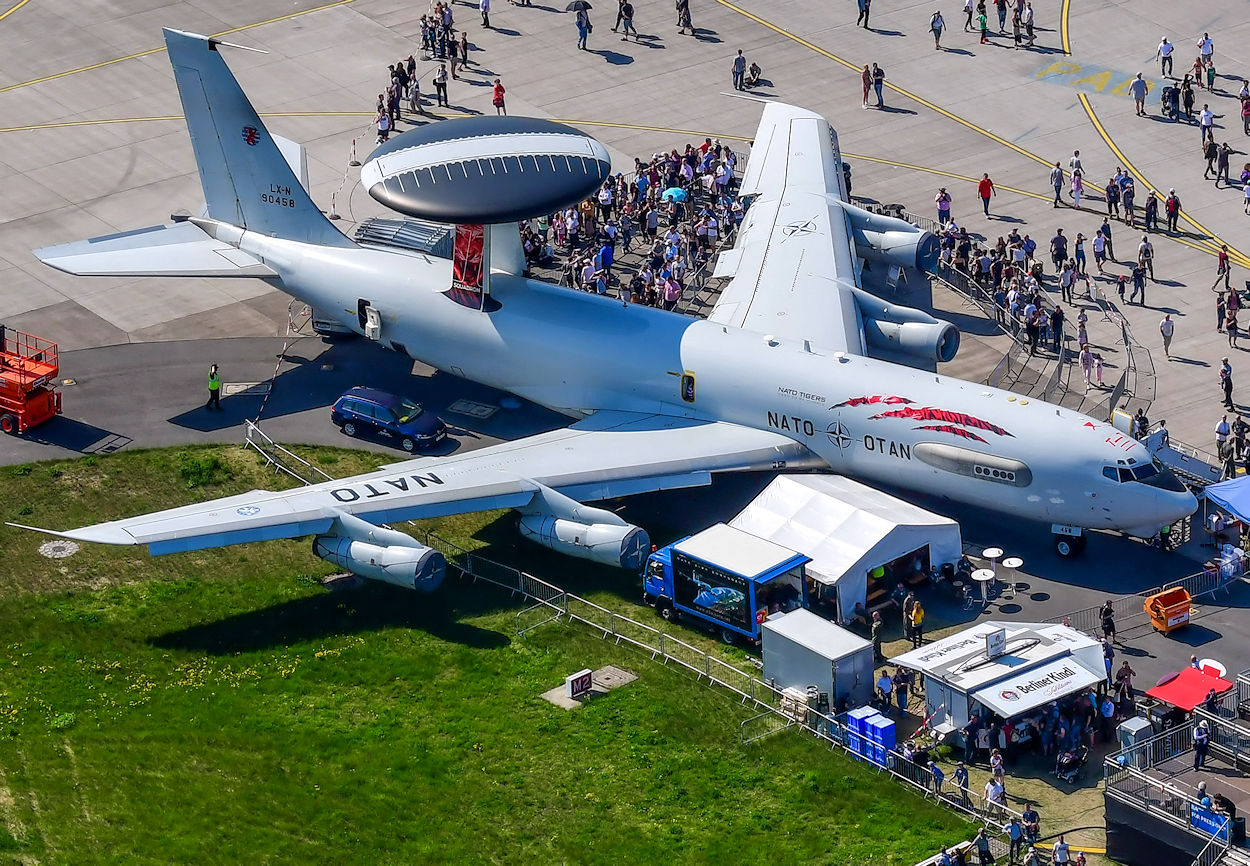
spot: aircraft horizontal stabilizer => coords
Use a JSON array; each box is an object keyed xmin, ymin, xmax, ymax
[{"xmin": 34, "ymin": 221, "xmax": 276, "ymax": 278}]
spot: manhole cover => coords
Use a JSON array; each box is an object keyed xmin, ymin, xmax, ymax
[
  {"xmin": 222, "ymin": 382, "xmax": 271, "ymax": 397},
  {"xmin": 447, "ymin": 399, "xmax": 498, "ymax": 419},
  {"xmin": 39, "ymin": 540, "xmax": 79, "ymax": 559}
]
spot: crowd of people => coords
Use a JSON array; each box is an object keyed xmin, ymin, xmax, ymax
[{"xmin": 520, "ymin": 139, "xmax": 743, "ymax": 308}]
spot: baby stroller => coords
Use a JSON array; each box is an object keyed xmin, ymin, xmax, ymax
[
  {"xmin": 1054, "ymin": 745, "xmax": 1088, "ymax": 784},
  {"xmin": 1160, "ymin": 85, "xmax": 1180, "ymax": 121}
]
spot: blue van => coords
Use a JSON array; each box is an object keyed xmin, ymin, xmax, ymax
[{"xmin": 331, "ymin": 386, "xmax": 447, "ymax": 452}]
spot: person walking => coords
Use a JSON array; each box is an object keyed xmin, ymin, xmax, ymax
[
  {"xmin": 953, "ymin": 762, "xmax": 971, "ymax": 805},
  {"xmin": 1071, "ymin": 170, "xmax": 1084, "ymax": 209},
  {"xmin": 1074, "ymin": 232, "xmax": 1086, "ymax": 274},
  {"xmin": 1194, "ymin": 719, "xmax": 1211, "ymax": 770},
  {"xmin": 732, "ymin": 50, "xmax": 746, "ymax": 91},
  {"xmin": 1216, "ymin": 244, "xmax": 1232, "ymax": 289},
  {"xmin": 1145, "ymin": 190, "xmax": 1159, "ymax": 231},
  {"xmin": 576, "ymin": 7, "xmax": 591, "ymax": 49},
  {"xmin": 1198, "ymin": 32, "xmax": 1214, "ymax": 68},
  {"xmin": 857, "ymin": 0, "xmax": 871, "ymax": 28},
  {"xmin": 491, "ymin": 78, "xmax": 506, "ymax": 115},
  {"xmin": 1160, "ymin": 314, "xmax": 1174, "ymax": 358},
  {"xmin": 1050, "ymin": 161, "xmax": 1065, "ymax": 207},
  {"xmin": 936, "ymin": 187, "xmax": 953, "ymax": 225},
  {"xmin": 963, "ymin": 0, "xmax": 974, "ymax": 31},
  {"xmin": 675, "ymin": 0, "xmax": 693, "ymax": 34},
  {"xmin": 910, "ymin": 599, "xmax": 925, "ymax": 647},
  {"xmin": 1217, "ymin": 143, "xmax": 1232, "ymax": 187},
  {"xmin": 1157, "ymin": 36, "xmax": 1174, "ymax": 77},
  {"xmin": 433, "ymin": 63, "xmax": 449, "ymax": 107},
  {"xmin": 1130, "ymin": 73, "xmax": 1149, "ymax": 116},
  {"xmin": 973, "ymin": 828, "xmax": 995, "ymax": 866},
  {"xmin": 979, "ymin": 173, "xmax": 996, "ymax": 215},
  {"xmin": 861, "ymin": 64, "xmax": 872, "ymax": 109},
  {"xmin": 978, "ymin": 4, "xmax": 989, "ymax": 43},
  {"xmin": 1200, "ymin": 104, "xmax": 1215, "ymax": 142},
  {"xmin": 872, "ymin": 63, "xmax": 886, "ymax": 108},
  {"xmin": 1138, "ymin": 235, "xmax": 1154, "ymax": 280},
  {"xmin": 205, "ymin": 364, "xmax": 222, "ymax": 410},
  {"xmin": 619, "ymin": 0, "xmax": 637, "ymax": 40},
  {"xmin": 1051, "ymin": 305, "xmax": 1064, "ymax": 353},
  {"xmin": 1165, "ymin": 189, "xmax": 1181, "ymax": 232},
  {"xmin": 870, "ymin": 610, "xmax": 883, "ymax": 660},
  {"xmin": 479, "ymin": 0, "xmax": 491, "ymax": 28},
  {"xmin": 930, "ymin": 10, "xmax": 945, "ymax": 49},
  {"xmin": 1222, "ymin": 358, "xmax": 1235, "ymax": 409}
]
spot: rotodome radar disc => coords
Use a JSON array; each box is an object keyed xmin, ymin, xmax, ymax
[{"xmin": 361, "ymin": 116, "xmax": 612, "ymax": 224}]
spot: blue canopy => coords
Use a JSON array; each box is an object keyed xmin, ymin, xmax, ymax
[{"xmin": 1205, "ymin": 476, "xmax": 1250, "ymax": 523}]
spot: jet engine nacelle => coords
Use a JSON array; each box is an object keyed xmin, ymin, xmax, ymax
[
  {"xmin": 517, "ymin": 514, "xmax": 649, "ymax": 570},
  {"xmin": 515, "ymin": 483, "xmax": 650, "ymax": 570},
  {"xmin": 840, "ymin": 200, "xmax": 940, "ymax": 273},
  {"xmin": 313, "ymin": 536, "xmax": 446, "ymax": 591},
  {"xmin": 853, "ymin": 287, "xmax": 961, "ymax": 363},
  {"xmin": 312, "ymin": 511, "xmax": 446, "ymax": 591}
]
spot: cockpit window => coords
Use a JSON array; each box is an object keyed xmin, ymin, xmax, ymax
[
  {"xmin": 1134, "ymin": 462, "xmax": 1188, "ymax": 492},
  {"xmin": 1102, "ymin": 467, "xmax": 1119, "ymax": 482}
]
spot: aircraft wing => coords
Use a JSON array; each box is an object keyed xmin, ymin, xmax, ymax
[
  {"xmin": 12, "ymin": 412, "xmax": 818, "ymax": 554},
  {"xmin": 34, "ymin": 220, "xmax": 276, "ymax": 278},
  {"xmin": 708, "ymin": 103, "xmax": 865, "ymax": 355}
]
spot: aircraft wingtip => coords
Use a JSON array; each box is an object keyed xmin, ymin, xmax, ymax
[{"xmin": 5, "ymin": 522, "xmax": 138, "ymax": 545}]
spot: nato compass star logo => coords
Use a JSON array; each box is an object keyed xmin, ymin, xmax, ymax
[
  {"xmin": 241, "ymin": 126, "xmax": 260, "ymax": 146},
  {"xmin": 826, "ymin": 421, "xmax": 852, "ymax": 450},
  {"xmin": 236, "ymin": 505, "xmax": 261, "ymax": 516},
  {"xmin": 781, "ymin": 219, "xmax": 817, "ymax": 238}
]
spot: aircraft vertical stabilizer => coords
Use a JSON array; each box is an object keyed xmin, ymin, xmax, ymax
[{"xmin": 163, "ymin": 28, "xmax": 354, "ymax": 248}]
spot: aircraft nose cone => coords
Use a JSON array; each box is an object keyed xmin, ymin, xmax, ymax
[{"xmin": 1166, "ymin": 488, "xmax": 1199, "ymax": 524}]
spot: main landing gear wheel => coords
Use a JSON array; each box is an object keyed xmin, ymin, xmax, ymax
[{"xmin": 1053, "ymin": 533, "xmax": 1087, "ymax": 558}]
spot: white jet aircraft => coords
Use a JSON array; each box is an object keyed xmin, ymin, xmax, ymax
[{"xmin": 19, "ymin": 30, "xmax": 1195, "ymax": 589}]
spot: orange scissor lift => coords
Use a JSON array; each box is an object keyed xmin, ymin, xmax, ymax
[{"xmin": 0, "ymin": 326, "xmax": 61, "ymax": 434}]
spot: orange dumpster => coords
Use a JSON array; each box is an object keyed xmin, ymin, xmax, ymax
[{"xmin": 1144, "ymin": 587, "xmax": 1191, "ymax": 634}]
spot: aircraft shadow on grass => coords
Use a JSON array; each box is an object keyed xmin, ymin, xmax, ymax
[
  {"xmin": 167, "ymin": 337, "xmax": 568, "ymax": 442},
  {"xmin": 150, "ymin": 583, "xmax": 511, "ymax": 655}
]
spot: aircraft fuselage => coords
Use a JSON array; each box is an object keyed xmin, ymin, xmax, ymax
[{"xmin": 248, "ymin": 231, "xmax": 1194, "ymax": 537}]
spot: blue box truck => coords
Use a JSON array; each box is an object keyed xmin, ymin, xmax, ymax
[{"xmin": 643, "ymin": 523, "xmax": 812, "ymax": 645}]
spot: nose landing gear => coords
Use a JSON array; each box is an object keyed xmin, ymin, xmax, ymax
[{"xmin": 1052, "ymin": 525, "xmax": 1087, "ymax": 558}]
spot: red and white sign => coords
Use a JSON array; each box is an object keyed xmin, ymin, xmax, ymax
[
  {"xmin": 566, "ymin": 668, "xmax": 593, "ymax": 700},
  {"xmin": 452, "ymin": 223, "xmax": 485, "ymax": 290}
]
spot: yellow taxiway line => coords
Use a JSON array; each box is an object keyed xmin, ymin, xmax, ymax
[
  {"xmin": 0, "ymin": 0, "xmax": 30, "ymax": 23},
  {"xmin": 0, "ymin": 0, "xmax": 357, "ymax": 96},
  {"xmin": 1059, "ymin": 0, "xmax": 1072, "ymax": 55},
  {"xmin": 1078, "ymin": 93, "xmax": 1250, "ymax": 269}
]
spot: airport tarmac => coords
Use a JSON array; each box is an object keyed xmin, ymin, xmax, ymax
[{"xmin": 1, "ymin": 0, "xmax": 1249, "ymax": 676}]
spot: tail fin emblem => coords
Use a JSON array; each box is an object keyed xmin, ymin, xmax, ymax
[{"xmin": 241, "ymin": 126, "xmax": 259, "ymax": 146}]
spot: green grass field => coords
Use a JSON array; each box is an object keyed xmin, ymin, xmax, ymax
[{"xmin": 0, "ymin": 446, "xmax": 967, "ymax": 864}]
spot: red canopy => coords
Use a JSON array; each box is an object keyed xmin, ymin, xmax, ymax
[{"xmin": 1145, "ymin": 667, "xmax": 1234, "ymax": 712}]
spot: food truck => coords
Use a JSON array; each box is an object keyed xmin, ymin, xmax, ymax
[{"xmin": 643, "ymin": 523, "xmax": 812, "ymax": 645}]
